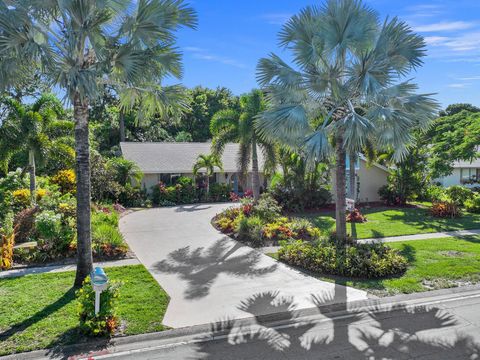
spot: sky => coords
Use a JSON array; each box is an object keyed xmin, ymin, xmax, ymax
[{"xmin": 171, "ymin": 0, "xmax": 480, "ymax": 108}]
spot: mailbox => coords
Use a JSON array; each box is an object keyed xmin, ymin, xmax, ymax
[{"xmin": 90, "ymin": 267, "xmax": 108, "ymax": 315}]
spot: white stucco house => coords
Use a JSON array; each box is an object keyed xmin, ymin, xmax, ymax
[
  {"xmin": 436, "ymin": 158, "xmax": 480, "ymax": 188},
  {"xmin": 120, "ymin": 142, "xmax": 390, "ymax": 202}
]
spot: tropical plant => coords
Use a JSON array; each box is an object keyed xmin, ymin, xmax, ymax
[
  {"xmin": 108, "ymin": 158, "xmax": 143, "ymax": 187},
  {"xmin": 0, "ymin": 94, "xmax": 66, "ymax": 201},
  {"xmin": 211, "ymin": 89, "xmax": 276, "ymax": 200},
  {"xmin": 255, "ymin": 0, "xmax": 438, "ymax": 244},
  {"xmin": 192, "ymin": 154, "xmax": 223, "ymax": 195},
  {"xmin": 0, "ymin": 0, "xmax": 197, "ymax": 285}
]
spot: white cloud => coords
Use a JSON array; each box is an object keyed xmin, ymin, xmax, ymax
[
  {"xmin": 413, "ymin": 21, "xmax": 476, "ymax": 32},
  {"xmin": 260, "ymin": 13, "xmax": 292, "ymax": 25},
  {"xmin": 405, "ymin": 4, "xmax": 446, "ymax": 18},
  {"xmin": 183, "ymin": 46, "xmax": 246, "ymax": 69},
  {"xmin": 448, "ymin": 83, "xmax": 471, "ymax": 88},
  {"xmin": 457, "ymin": 76, "xmax": 480, "ymax": 81}
]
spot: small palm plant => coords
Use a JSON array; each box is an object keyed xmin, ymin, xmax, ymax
[
  {"xmin": 0, "ymin": 0, "xmax": 197, "ymax": 285},
  {"xmin": 210, "ymin": 89, "xmax": 276, "ymax": 200},
  {"xmin": 256, "ymin": 0, "xmax": 439, "ymax": 245},
  {"xmin": 193, "ymin": 154, "xmax": 223, "ymax": 196},
  {"xmin": 0, "ymin": 94, "xmax": 66, "ymax": 201}
]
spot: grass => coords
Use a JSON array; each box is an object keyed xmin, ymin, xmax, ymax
[
  {"xmin": 270, "ymin": 236, "xmax": 480, "ymax": 296},
  {"xmin": 0, "ymin": 265, "xmax": 169, "ymax": 356},
  {"xmin": 300, "ymin": 206, "xmax": 480, "ymax": 239}
]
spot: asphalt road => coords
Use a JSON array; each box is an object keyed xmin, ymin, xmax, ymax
[{"xmin": 85, "ymin": 287, "xmax": 480, "ymax": 360}]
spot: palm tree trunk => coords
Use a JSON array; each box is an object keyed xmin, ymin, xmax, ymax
[
  {"xmin": 206, "ymin": 176, "xmax": 210, "ymax": 197},
  {"xmin": 251, "ymin": 136, "xmax": 261, "ymax": 201},
  {"xmin": 349, "ymin": 153, "xmax": 356, "ymax": 200},
  {"xmin": 119, "ymin": 110, "xmax": 126, "ymax": 143},
  {"xmin": 28, "ymin": 150, "xmax": 36, "ymax": 204},
  {"xmin": 335, "ymin": 131, "xmax": 347, "ymax": 245},
  {"xmin": 73, "ymin": 91, "xmax": 93, "ymax": 287}
]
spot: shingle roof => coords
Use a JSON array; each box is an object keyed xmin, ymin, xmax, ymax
[{"xmin": 120, "ymin": 142, "xmax": 265, "ymax": 173}]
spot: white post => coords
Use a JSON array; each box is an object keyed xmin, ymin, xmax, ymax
[{"xmin": 95, "ymin": 289, "xmax": 101, "ymax": 315}]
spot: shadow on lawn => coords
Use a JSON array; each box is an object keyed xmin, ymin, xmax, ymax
[
  {"xmin": 153, "ymin": 238, "xmax": 277, "ymax": 299},
  {"xmin": 190, "ymin": 281, "xmax": 480, "ymax": 359},
  {"xmin": 0, "ymin": 287, "xmax": 76, "ymax": 343}
]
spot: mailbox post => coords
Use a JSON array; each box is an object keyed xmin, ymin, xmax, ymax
[{"xmin": 90, "ymin": 267, "xmax": 108, "ymax": 315}]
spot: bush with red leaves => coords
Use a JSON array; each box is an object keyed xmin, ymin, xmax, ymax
[{"xmin": 346, "ymin": 208, "xmax": 367, "ymax": 223}]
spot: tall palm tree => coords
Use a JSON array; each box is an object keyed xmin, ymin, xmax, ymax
[
  {"xmin": 0, "ymin": 94, "xmax": 65, "ymax": 201},
  {"xmin": 193, "ymin": 154, "xmax": 223, "ymax": 196},
  {"xmin": 256, "ymin": 0, "xmax": 438, "ymax": 245},
  {"xmin": 210, "ymin": 89, "xmax": 276, "ymax": 200},
  {"xmin": 0, "ymin": 0, "xmax": 197, "ymax": 285}
]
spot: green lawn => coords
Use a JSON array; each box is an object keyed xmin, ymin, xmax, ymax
[
  {"xmin": 270, "ymin": 236, "xmax": 480, "ymax": 296},
  {"xmin": 0, "ymin": 265, "xmax": 169, "ymax": 356},
  {"xmin": 300, "ymin": 206, "xmax": 480, "ymax": 239}
]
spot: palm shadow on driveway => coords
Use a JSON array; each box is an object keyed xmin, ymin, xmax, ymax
[{"xmin": 153, "ymin": 238, "xmax": 278, "ymax": 299}]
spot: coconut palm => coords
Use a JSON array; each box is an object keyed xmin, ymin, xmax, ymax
[
  {"xmin": 193, "ymin": 154, "xmax": 223, "ymax": 196},
  {"xmin": 210, "ymin": 89, "xmax": 276, "ymax": 200},
  {"xmin": 0, "ymin": 0, "xmax": 197, "ymax": 285},
  {"xmin": 0, "ymin": 94, "xmax": 65, "ymax": 201},
  {"xmin": 256, "ymin": 0, "xmax": 438, "ymax": 245}
]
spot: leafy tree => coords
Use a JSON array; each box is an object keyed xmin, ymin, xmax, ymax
[
  {"xmin": 193, "ymin": 154, "xmax": 222, "ymax": 195},
  {"xmin": 179, "ymin": 86, "xmax": 240, "ymax": 141},
  {"xmin": 425, "ymin": 110, "xmax": 480, "ymax": 178},
  {"xmin": 0, "ymin": 0, "xmax": 197, "ymax": 285},
  {"xmin": 211, "ymin": 89, "xmax": 276, "ymax": 200},
  {"xmin": 439, "ymin": 103, "xmax": 480, "ymax": 117},
  {"xmin": 256, "ymin": 0, "xmax": 438, "ymax": 244},
  {"xmin": 108, "ymin": 158, "xmax": 143, "ymax": 187},
  {"xmin": 0, "ymin": 94, "xmax": 66, "ymax": 200}
]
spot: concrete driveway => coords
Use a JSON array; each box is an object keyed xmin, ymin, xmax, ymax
[{"xmin": 120, "ymin": 203, "xmax": 368, "ymax": 328}]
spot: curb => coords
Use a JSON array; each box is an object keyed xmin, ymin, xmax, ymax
[{"xmin": 2, "ymin": 284, "xmax": 480, "ymax": 360}]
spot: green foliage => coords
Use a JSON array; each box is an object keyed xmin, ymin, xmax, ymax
[
  {"xmin": 151, "ymin": 178, "xmax": 197, "ymax": 206},
  {"xmin": 278, "ymin": 240, "xmax": 408, "ymax": 278},
  {"xmin": 425, "ymin": 185, "xmax": 446, "ymax": 202},
  {"xmin": 51, "ymin": 169, "xmax": 76, "ymax": 195},
  {"xmin": 251, "ymin": 193, "xmax": 282, "ymax": 222},
  {"xmin": 465, "ymin": 195, "xmax": 480, "ymax": 213},
  {"xmin": 439, "ymin": 103, "xmax": 480, "ymax": 117},
  {"xmin": 270, "ymin": 151, "xmax": 331, "ymax": 211},
  {"xmin": 76, "ymin": 277, "xmax": 121, "ymax": 337},
  {"xmin": 445, "ymin": 185, "xmax": 474, "ymax": 206},
  {"xmin": 0, "ymin": 212, "xmax": 15, "ymax": 270},
  {"xmin": 35, "ymin": 210, "xmax": 62, "ymax": 241},
  {"xmin": 208, "ymin": 183, "xmax": 232, "ymax": 202},
  {"xmin": 236, "ymin": 215, "xmax": 264, "ymax": 246},
  {"xmin": 426, "ymin": 110, "xmax": 480, "ymax": 178}
]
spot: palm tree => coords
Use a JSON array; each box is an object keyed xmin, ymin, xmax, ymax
[
  {"xmin": 256, "ymin": 0, "xmax": 438, "ymax": 245},
  {"xmin": 0, "ymin": 94, "xmax": 65, "ymax": 201},
  {"xmin": 210, "ymin": 89, "xmax": 276, "ymax": 200},
  {"xmin": 0, "ymin": 0, "xmax": 197, "ymax": 285},
  {"xmin": 193, "ymin": 154, "xmax": 223, "ymax": 196},
  {"xmin": 109, "ymin": 158, "xmax": 143, "ymax": 187}
]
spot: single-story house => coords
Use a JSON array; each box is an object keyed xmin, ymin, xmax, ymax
[
  {"xmin": 120, "ymin": 142, "xmax": 390, "ymax": 202},
  {"xmin": 436, "ymin": 158, "xmax": 480, "ymax": 188}
]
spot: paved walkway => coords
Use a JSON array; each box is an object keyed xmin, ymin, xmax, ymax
[
  {"xmin": 119, "ymin": 203, "xmax": 368, "ymax": 328},
  {"xmin": 0, "ymin": 258, "xmax": 140, "ymax": 279},
  {"xmin": 260, "ymin": 228, "xmax": 480, "ymax": 254}
]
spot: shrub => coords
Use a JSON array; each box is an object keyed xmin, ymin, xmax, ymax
[
  {"xmin": 378, "ymin": 185, "xmax": 404, "ymax": 206},
  {"xmin": 252, "ymin": 193, "xmax": 282, "ymax": 222},
  {"xmin": 14, "ymin": 206, "xmax": 40, "ymax": 243},
  {"xmin": 278, "ymin": 240, "xmax": 408, "ymax": 278},
  {"xmin": 270, "ymin": 184, "xmax": 331, "ymax": 212},
  {"xmin": 92, "ymin": 223, "xmax": 128, "ymax": 258},
  {"xmin": 465, "ymin": 195, "xmax": 480, "ymax": 213},
  {"xmin": 262, "ymin": 217, "xmax": 294, "ymax": 242},
  {"xmin": 290, "ymin": 218, "xmax": 321, "ymax": 241},
  {"xmin": 208, "ymin": 183, "xmax": 231, "ymax": 202},
  {"xmin": 236, "ymin": 215, "xmax": 264, "ymax": 247},
  {"xmin": 425, "ymin": 185, "xmax": 445, "ymax": 202},
  {"xmin": 51, "ymin": 169, "xmax": 76, "ymax": 195},
  {"xmin": 445, "ymin": 185, "xmax": 474, "ymax": 206},
  {"xmin": 76, "ymin": 276, "xmax": 120, "ymax": 337},
  {"xmin": 35, "ymin": 210, "xmax": 62, "ymax": 241},
  {"xmin": 12, "ymin": 189, "xmax": 31, "ymax": 209},
  {"xmin": 346, "ymin": 208, "xmax": 367, "ymax": 223},
  {"xmin": 0, "ymin": 212, "xmax": 15, "ymax": 270},
  {"xmin": 213, "ymin": 207, "xmax": 241, "ymax": 233},
  {"xmin": 431, "ymin": 200, "xmax": 461, "ymax": 218}
]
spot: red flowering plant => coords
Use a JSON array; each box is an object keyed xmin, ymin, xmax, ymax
[{"xmin": 346, "ymin": 208, "xmax": 367, "ymax": 223}]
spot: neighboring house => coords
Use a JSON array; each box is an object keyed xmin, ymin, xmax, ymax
[
  {"xmin": 120, "ymin": 142, "xmax": 389, "ymax": 202},
  {"xmin": 120, "ymin": 142, "xmax": 267, "ymax": 193},
  {"xmin": 436, "ymin": 159, "xmax": 480, "ymax": 188}
]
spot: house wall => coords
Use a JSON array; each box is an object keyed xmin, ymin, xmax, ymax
[
  {"xmin": 437, "ymin": 168, "xmax": 479, "ymax": 188},
  {"xmin": 357, "ymin": 161, "xmax": 388, "ymax": 202}
]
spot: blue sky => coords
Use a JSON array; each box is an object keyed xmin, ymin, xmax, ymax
[{"xmin": 172, "ymin": 0, "xmax": 480, "ymax": 108}]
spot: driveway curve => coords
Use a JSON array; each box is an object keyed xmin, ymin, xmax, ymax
[{"xmin": 120, "ymin": 203, "xmax": 368, "ymax": 328}]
